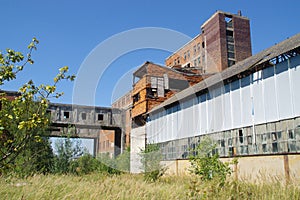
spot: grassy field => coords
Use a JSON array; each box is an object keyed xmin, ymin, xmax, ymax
[{"xmin": 1, "ymin": 173, "xmax": 300, "ymax": 200}]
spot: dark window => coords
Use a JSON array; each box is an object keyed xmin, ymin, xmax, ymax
[
  {"xmin": 228, "ymin": 60, "xmax": 235, "ymax": 67},
  {"xmin": 288, "ymin": 130, "xmax": 295, "ymax": 139},
  {"xmin": 63, "ymin": 111, "xmax": 69, "ymax": 119},
  {"xmin": 98, "ymin": 114, "xmax": 104, "ymax": 121},
  {"xmin": 226, "ymin": 30, "xmax": 234, "ymax": 37},
  {"xmin": 262, "ymin": 144, "xmax": 267, "ymax": 153},
  {"xmin": 228, "ymin": 52, "xmax": 235, "ymax": 59},
  {"xmin": 228, "ymin": 147, "xmax": 234, "ymax": 156},
  {"xmin": 133, "ymin": 93, "xmax": 140, "ymax": 103},
  {"xmin": 247, "ymin": 135, "xmax": 252, "ymax": 145},
  {"xmin": 239, "ymin": 130, "xmax": 244, "ymax": 144},
  {"xmin": 146, "ymin": 88, "xmax": 157, "ymax": 98},
  {"xmin": 272, "ymin": 143, "xmax": 278, "ymax": 153},
  {"xmin": 202, "ymin": 42, "xmax": 205, "ymax": 48},
  {"xmin": 220, "ymin": 139, "xmax": 225, "ymax": 147},
  {"xmin": 193, "ymin": 45, "xmax": 196, "ymax": 54},
  {"xmin": 227, "ymin": 44, "xmax": 235, "ymax": 52},
  {"xmin": 81, "ymin": 113, "xmax": 86, "ymax": 120}
]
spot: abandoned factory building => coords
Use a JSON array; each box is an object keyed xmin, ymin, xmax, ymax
[
  {"xmin": 2, "ymin": 10, "xmax": 300, "ymax": 181},
  {"xmin": 114, "ymin": 10, "xmax": 300, "ymax": 181}
]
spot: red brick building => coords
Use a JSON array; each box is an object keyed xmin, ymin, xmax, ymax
[{"xmin": 165, "ymin": 10, "xmax": 252, "ymax": 73}]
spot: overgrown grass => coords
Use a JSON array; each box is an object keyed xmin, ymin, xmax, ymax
[{"xmin": 1, "ymin": 173, "xmax": 300, "ymax": 199}]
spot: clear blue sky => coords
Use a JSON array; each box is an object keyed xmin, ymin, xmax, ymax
[{"xmin": 1, "ymin": 0, "xmax": 299, "ymax": 107}]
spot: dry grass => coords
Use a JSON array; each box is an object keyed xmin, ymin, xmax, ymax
[{"xmin": 1, "ymin": 173, "xmax": 300, "ymax": 200}]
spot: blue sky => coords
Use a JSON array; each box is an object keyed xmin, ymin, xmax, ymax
[{"xmin": 1, "ymin": 0, "xmax": 299, "ymax": 107}]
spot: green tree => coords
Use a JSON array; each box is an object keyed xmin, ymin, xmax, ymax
[
  {"xmin": 0, "ymin": 38, "xmax": 75, "ymax": 173},
  {"xmin": 53, "ymin": 135, "xmax": 83, "ymax": 174}
]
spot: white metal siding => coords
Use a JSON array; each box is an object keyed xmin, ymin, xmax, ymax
[{"xmin": 148, "ymin": 57, "xmax": 300, "ymax": 144}]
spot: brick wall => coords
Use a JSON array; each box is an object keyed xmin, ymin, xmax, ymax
[{"xmin": 233, "ymin": 16, "xmax": 252, "ymax": 62}]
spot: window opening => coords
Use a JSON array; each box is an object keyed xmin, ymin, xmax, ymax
[
  {"xmin": 98, "ymin": 114, "xmax": 104, "ymax": 121},
  {"xmin": 82, "ymin": 113, "xmax": 86, "ymax": 120},
  {"xmin": 63, "ymin": 111, "xmax": 70, "ymax": 119}
]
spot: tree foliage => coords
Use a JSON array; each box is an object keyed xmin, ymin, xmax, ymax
[
  {"xmin": 189, "ymin": 137, "xmax": 232, "ymax": 183},
  {"xmin": 0, "ymin": 38, "xmax": 75, "ymax": 173}
]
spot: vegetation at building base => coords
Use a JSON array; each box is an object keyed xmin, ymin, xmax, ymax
[
  {"xmin": 1, "ymin": 173, "xmax": 300, "ymax": 200},
  {"xmin": 140, "ymin": 143, "xmax": 167, "ymax": 182},
  {"xmin": 189, "ymin": 136, "xmax": 234, "ymax": 184}
]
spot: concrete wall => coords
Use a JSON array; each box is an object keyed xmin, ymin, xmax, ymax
[
  {"xmin": 130, "ymin": 126, "xmax": 146, "ymax": 173},
  {"xmin": 163, "ymin": 154, "xmax": 300, "ymax": 183}
]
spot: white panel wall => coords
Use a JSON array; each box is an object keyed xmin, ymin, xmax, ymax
[
  {"xmin": 252, "ymin": 70, "xmax": 265, "ymax": 124},
  {"xmin": 290, "ymin": 56, "xmax": 300, "ymax": 116},
  {"xmin": 193, "ymin": 98, "xmax": 201, "ymax": 136},
  {"xmin": 223, "ymin": 84, "xmax": 232, "ymax": 130},
  {"xmin": 214, "ymin": 87, "xmax": 224, "ymax": 132},
  {"xmin": 199, "ymin": 94, "xmax": 207, "ymax": 134},
  {"xmin": 241, "ymin": 76, "xmax": 253, "ymax": 126},
  {"xmin": 207, "ymin": 93, "xmax": 214, "ymax": 133},
  {"xmin": 263, "ymin": 66, "xmax": 279, "ymax": 122},
  {"xmin": 276, "ymin": 61, "xmax": 293, "ymax": 119},
  {"xmin": 231, "ymin": 80, "xmax": 242, "ymax": 128},
  {"xmin": 148, "ymin": 56, "xmax": 300, "ymax": 144}
]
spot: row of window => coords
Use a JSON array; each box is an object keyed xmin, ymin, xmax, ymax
[
  {"xmin": 158, "ymin": 127, "xmax": 300, "ymax": 160},
  {"xmin": 173, "ymin": 42, "xmax": 205, "ymax": 66},
  {"xmin": 60, "ymin": 111, "xmax": 104, "ymax": 121},
  {"xmin": 226, "ymin": 29, "xmax": 236, "ymax": 67}
]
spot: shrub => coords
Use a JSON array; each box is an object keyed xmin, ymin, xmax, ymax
[
  {"xmin": 116, "ymin": 147, "xmax": 130, "ymax": 172},
  {"xmin": 189, "ymin": 136, "xmax": 231, "ymax": 183},
  {"xmin": 140, "ymin": 143, "xmax": 166, "ymax": 182},
  {"xmin": 70, "ymin": 153, "xmax": 99, "ymax": 175}
]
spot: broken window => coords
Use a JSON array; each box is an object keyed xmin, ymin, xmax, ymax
[
  {"xmin": 225, "ymin": 16, "xmax": 233, "ymax": 28},
  {"xmin": 228, "ymin": 60, "xmax": 235, "ymax": 67},
  {"xmin": 81, "ymin": 113, "xmax": 86, "ymax": 120},
  {"xmin": 63, "ymin": 111, "xmax": 70, "ymax": 119},
  {"xmin": 133, "ymin": 93, "xmax": 140, "ymax": 103},
  {"xmin": 146, "ymin": 88, "xmax": 157, "ymax": 98},
  {"xmin": 288, "ymin": 130, "xmax": 295, "ymax": 139},
  {"xmin": 239, "ymin": 130, "xmax": 243, "ymax": 144},
  {"xmin": 98, "ymin": 114, "xmax": 104, "ymax": 121},
  {"xmin": 271, "ymin": 132, "xmax": 277, "ymax": 141}
]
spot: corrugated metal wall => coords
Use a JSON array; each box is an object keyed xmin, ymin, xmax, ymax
[{"xmin": 147, "ymin": 56, "xmax": 300, "ymax": 144}]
